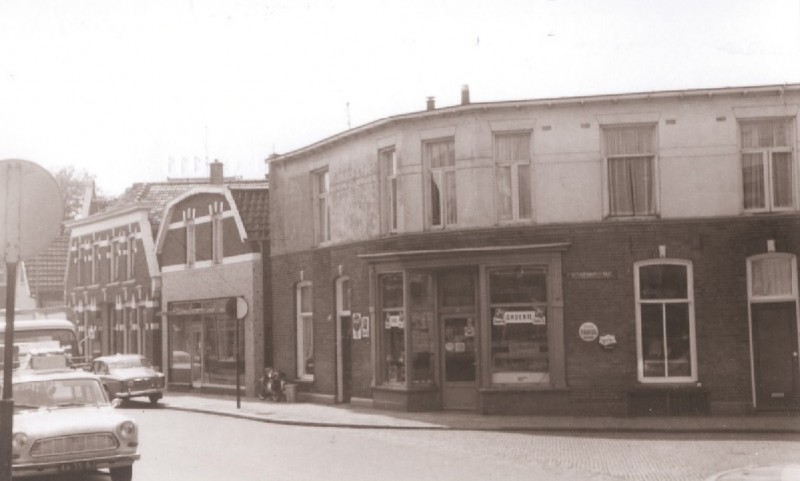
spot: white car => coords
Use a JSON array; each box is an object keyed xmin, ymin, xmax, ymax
[{"xmin": 6, "ymin": 367, "xmax": 140, "ymax": 481}]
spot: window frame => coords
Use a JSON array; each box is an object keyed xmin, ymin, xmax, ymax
[
  {"xmin": 423, "ymin": 138, "xmax": 457, "ymax": 229},
  {"xmin": 634, "ymin": 259, "xmax": 697, "ymax": 384},
  {"xmin": 296, "ymin": 281, "xmax": 314, "ymax": 381},
  {"xmin": 602, "ymin": 124, "xmax": 659, "ymax": 219},
  {"xmin": 313, "ymin": 168, "xmax": 331, "ymax": 244},
  {"xmin": 493, "ymin": 131, "xmax": 533, "ymax": 223},
  {"xmin": 379, "ymin": 147, "xmax": 399, "ymax": 234},
  {"xmin": 739, "ymin": 118, "xmax": 796, "ymax": 213}
]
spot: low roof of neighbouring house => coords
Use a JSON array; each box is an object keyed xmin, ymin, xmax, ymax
[{"xmin": 23, "ymin": 233, "xmax": 71, "ymax": 297}]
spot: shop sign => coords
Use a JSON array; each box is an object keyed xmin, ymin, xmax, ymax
[
  {"xmin": 599, "ymin": 334, "xmax": 617, "ymax": 348},
  {"xmin": 492, "ymin": 309, "xmax": 546, "ymax": 326},
  {"xmin": 579, "ymin": 322, "xmax": 599, "ymax": 342},
  {"xmin": 567, "ymin": 271, "xmax": 616, "ymax": 280},
  {"xmin": 386, "ymin": 313, "xmax": 404, "ymax": 329}
]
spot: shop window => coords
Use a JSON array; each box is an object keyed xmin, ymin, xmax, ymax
[
  {"xmin": 380, "ymin": 273, "xmax": 405, "ymax": 385},
  {"xmin": 313, "ymin": 168, "xmax": 330, "ymax": 244},
  {"xmin": 603, "ymin": 125, "xmax": 657, "ymax": 217},
  {"xmin": 424, "ymin": 138, "xmax": 456, "ymax": 228},
  {"xmin": 489, "ymin": 267, "xmax": 549, "ymax": 385},
  {"xmin": 379, "ymin": 147, "xmax": 399, "ymax": 234},
  {"xmin": 741, "ymin": 119, "xmax": 794, "ymax": 212},
  {"xmin": 635, "ymin": 260, "xmax": 696, "ymax": 382},
  {"xmin": 495, "ymin": 132, "xmax": 532, "ymax": 222},
  {"xmin": 408, "ymin": 272, "xmax": 435, "ymax": 385},
  {"xmin": 296, "ymin": 282, "xmax": 314, "ymax": 380}
]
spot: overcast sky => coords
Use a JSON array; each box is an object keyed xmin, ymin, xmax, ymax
[{"xmin": 1, "ymin": 0, "xmax": 799, "ymax": 195}]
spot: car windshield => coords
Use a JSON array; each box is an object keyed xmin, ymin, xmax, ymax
[
  {"xmin": 12, "ymin": 378, "xmax": 107, "ymax": 411},
  {"xmin": 107, "ymin": 356, "xmax": 151, "ymax": 369}
]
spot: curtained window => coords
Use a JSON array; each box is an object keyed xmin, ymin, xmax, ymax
[
  {"xmin": 296, "ymin": 282, "xmax": 314, "ymax": 380},
  {"xmin": 604, "ymin": 125, "xmax": 656, "ymax": 217},
  {"xmin": 425, "ymin": 139, "xmax": 457, "ymax": 227},
  {"xmin": 495, "ymin": 133, "xmax": 532, "ymax": 221},
  {"xmin": 741, "ymin": 120, "xmax": 794, "ymax": 212}
]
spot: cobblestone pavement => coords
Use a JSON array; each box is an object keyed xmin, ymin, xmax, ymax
[{"xmin": 352, "ymin": 429, "xmax": 800, "ymax": 481}]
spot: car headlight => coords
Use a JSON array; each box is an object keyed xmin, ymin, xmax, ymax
[
  {"xmin": 12, "ymin": 432, "xmax": 28, "ymax": 451},
  {"xmin": 117, "ymin": 420, "xmax": 137, "ymax": 441}
]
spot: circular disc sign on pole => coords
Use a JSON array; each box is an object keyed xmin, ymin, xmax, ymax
[{"xmin": 0, "ymin": 159, "xmax": 64, "ymax": 263}]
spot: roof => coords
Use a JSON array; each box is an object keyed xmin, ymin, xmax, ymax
[
  {"xmin": 10, "ymin": 368, "xmax": 97, "ymax": 384},
  {"xmin": 22, "ymin": 233, "xmax": 70, "ymax": 297},
  {"xmin": 230, "ymin": 187, "xmax": 269, "ymax": 240},
  {"xmin": 270, "ymin": 82, "xmax": 800, "ymax": 163}
]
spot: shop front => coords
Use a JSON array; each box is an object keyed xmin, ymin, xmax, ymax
[
  {"xmin": 364, "ymin": 244, "xmax": 567, "ymax": 412},
  {"xmin": 166, "ymin": 298, "xmax": 244, "ymax": 389}
]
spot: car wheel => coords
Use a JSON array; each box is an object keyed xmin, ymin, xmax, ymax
[
  {"xmin": 110, "ymin": 465, "xmax": 133, "ymax": 481},
  {"xmin": 149, "ymin": 394, "xmax": 161, "ymax": 405}
]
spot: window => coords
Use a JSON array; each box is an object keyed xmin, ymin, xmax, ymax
[
  {"xmin": 379, "ymin": 148, "xmax": 399, "ymax": 233},
  {"xmin": 212, "ymin": 214, "xmax": 223, "ymax": 264},
  {"xmin": 604, "ymin": 125, "xmax": 657, "ymax": 217},
  {"xmin": 296, "ymin": 282, "xmax": 314, "ymax": 380},
  {"xmin": 313, "ymin": 169, "xmax": 330, "ymax": 243},
  {"xmin": 74, "ymin": 242, "xmax": 82, "ymax": 286},
  {"xmin": 379, "ymin": 273, "xmax": 405, "ymax": 385},
  {"xmin": 489, "ymin": 267, "xmax": 549, "ymax": 384},
  {"xmin": 126, "ymin": 236, "xmax": 135, "ymax": 279},
  {"xmin": 91, "ymin": 244, "xmax": 98, "ymax": 284},
  {"xmin": 495, "ymin": 133, "xmax": 532, "ymax": 222},
  {"xmin": 424, "ymin": 139, "xmax": 456, "ymax": 228},
  {"xmin": 109, "ymin": 239, "xmax": 118, "ymax": 282},
  {"xmin": 186, "ymin": 221, "xmax": 196, "ymax": 267},
  {"xmin": 740, "ymin": 119, "xmax": 794, "ymax": 212},
  {"xmin": 635, "ymin": 260, "xmax": 696, "ymax": 382}
]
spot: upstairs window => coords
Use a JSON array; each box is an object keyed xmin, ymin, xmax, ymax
[
  {"xmin": 495, "ymin": 132, "xmax": 532, "ymax": 222},
  {"xmin": 635, "ymin": 260, "xmax": 696, "ymax": 383},
  {"xmin": 126, "ymin": 236, "xmax": 136, "ymax": 279},
  {"xmin": 604, "ymin": 125, "xmax": 657, "ymax": 217},
  {"xmin": 313, "ymin": 169, "xmax": 330, "ymax": 244},
  {"xmin": 379, "ymin": 148, "xmax": 399, "ymax": 234},
  {"xmin": 91, "ymin": 244, "xmax": 98, "ymax": 284},
  {"xmin": 109, "ymin": 239, "xmax": 118, "ymax": 282},
  {"xmin": 424, "ymin": 138, "xmax": 456, "ymax": 228},
  {"xmin": 741, "ymin": 119, "xmax": 794, "ymax": 212},
  {"xmin": 212, "ymin": 214, "xmax": 223, "ymax": 264},
  {"xmin": 186, "ymin": 222, "xmax": 196, "ymax": 267}
]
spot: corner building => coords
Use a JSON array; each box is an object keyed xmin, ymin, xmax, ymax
[{"xmin": 268, "ymin": 84, "xmax": 800, "ymax": 416}]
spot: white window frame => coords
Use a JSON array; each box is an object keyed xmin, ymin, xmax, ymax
[
  {"xmin": 313, "ymin": 168, "xmax": 330, "ymax": 244},
  {"xmin": 634, "ymin": 259, "xmax": 697, "ymax": 384},
  {"xmin": 494, "ymin": 131, "xmax": 533, "ymax": 223},
  {"xmin": 740, "ymin": 119, "xmax": 795, "ymax": 213},
  {"xmin": 296, "ymin": 281, "xmax": 314, "ymax": 381},
  {"xmin": 602, "ymin": 124, "xmax": 659, "ymax": 218},
  {"xmin": 379, "ymin": 147, "xmax": 399, "ymax": 234},
  {"xmin": 423, "ymin": 138, "xmax": 457, "ymax": 229}
]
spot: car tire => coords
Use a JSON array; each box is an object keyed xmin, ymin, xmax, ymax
[
  {"xmin": 149, "ymin": 394, "xmax": 161, "ymax": 405},
  {"xmin": 110, "ymin": 465, "xmax": 133, "ymax": 481}
]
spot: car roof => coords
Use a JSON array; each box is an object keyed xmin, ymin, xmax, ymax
[
  {"xmin": 0, "ymin": 318, "xmax": 76, "ymax": 331},
  {"xmin": 8, "ymin": 368, "xmax": 100, "ymax": 384},
  {"xmin": 94, "ymin": 354, "xmax": 145, "ymax": 362}
]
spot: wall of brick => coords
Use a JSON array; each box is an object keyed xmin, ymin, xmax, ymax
[{"xmin": 271, "ymin": 214, "xmax": 800, "ymax": 414}]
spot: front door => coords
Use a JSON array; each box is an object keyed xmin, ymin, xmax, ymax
[
  {"xmin": 441, "ymin": 315, "xmax": 477, "ymax": 409},
  {"xmin": 752, "ymin": 302, "xmax": 800, "ymax": 410}
]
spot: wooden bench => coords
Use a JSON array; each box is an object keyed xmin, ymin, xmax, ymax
[{"xmin": 627, "ymin": 385, "xmax": 710, "ymax": 416}]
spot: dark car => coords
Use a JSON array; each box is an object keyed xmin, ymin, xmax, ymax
[{"xmin": 91, "ymin": 354, "xmax": 165, "ymax": 404}]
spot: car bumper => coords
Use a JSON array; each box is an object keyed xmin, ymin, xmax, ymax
[
  {"xmin": 116, "ymin": 388, "xmax": 163, "ymax": 399},
  {"xmin": 13, "ymin": 453, "xmax": 140, "ymax": 477}
]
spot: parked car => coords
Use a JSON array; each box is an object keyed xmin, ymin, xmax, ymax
[
  {"xmin": 91, "ymin": 354, "xmax": 165, "ymax": 404},
  {"xmin": 6, "ymin": 366, "xmax": 139, "ymax": 481}
]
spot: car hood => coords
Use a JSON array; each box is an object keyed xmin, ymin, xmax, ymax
[
  {"xmin": 14, "ymin": 406, "xmax": 132, "ymax": 436},
  {"xmin": 109, "ymin": 367, "xmax": 161, "ymax": 379}
]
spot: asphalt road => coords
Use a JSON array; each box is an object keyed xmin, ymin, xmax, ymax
[{"xmin": 22, "ymin": 403, "xmax": 800, "ymax": 481}]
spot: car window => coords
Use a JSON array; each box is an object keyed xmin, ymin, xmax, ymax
[
  {"xmin": 107, "ymin": 356, "xmax": 150, "ymax": 369},
  {"xmin": 13, "ymin": 378, "xmax": 106, "ymax": 410}
]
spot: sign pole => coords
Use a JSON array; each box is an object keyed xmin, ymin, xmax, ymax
[{"xmin": 0, "ymin": 263, "xmax": 17, "ymax": 481}]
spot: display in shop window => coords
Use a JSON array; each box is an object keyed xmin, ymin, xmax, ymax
[{"xmin": 352, "ymin": 313, "xmax": 362, "ymax": 340}]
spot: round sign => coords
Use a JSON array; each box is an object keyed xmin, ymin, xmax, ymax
[
  {"xmin": 579, "ymin": 322, "xmax": 599, "ymax": 342},
  {"xmin": 0, "ymin": 159, "xmax": 64, "ymax": 262}
]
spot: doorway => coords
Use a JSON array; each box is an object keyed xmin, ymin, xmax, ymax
[
  {"xmin": 336, "ymin": 277, "xmax": 352, "ymax": 403},
  {"xmin": 438, "ymin": 270, "xmax": 478, "ymax": 410},
  {"xmin": 752, "ymin": 302, "xmax": 800, "ymax": 409}
]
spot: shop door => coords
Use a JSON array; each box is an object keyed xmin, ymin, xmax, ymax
[
  {"xmin": 441, "ymin": 315, "xmax": 477, "ymax": 410},
  {"xmin": 189, "ymin": 327, "xmax": 204, "ymax": 386},
  {"xmin": 752, "ymin": 302, "xmax": 800, "ymax": 410},
  {"xmin": 337, "ymin": 315, "xmax": 352, "ymax": 402}
]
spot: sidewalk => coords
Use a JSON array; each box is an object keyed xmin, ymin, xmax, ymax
[{"xmin": 157, "ymin": 392, "xmax": 800, "ymax": 433}]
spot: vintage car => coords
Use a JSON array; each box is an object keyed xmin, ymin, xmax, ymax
[
  {"xmin": 6, "ymin": 366, "xmax": 140, "ymax": 481},
  {"xmin": 91, "ymin": 354, "xmax": 165, "ymax": 404}
]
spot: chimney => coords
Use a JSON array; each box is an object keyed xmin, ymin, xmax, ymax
[
  {"xmin": 461, "ymin": 84, "xmax": 470, "ymax": 105},
  {"xmin": 426, "ymin": 96, "xmax": 435, "ymax": 111},
  {"xmin": 210, "ymin": 160, "xmax": 224, "ymax": 185}
]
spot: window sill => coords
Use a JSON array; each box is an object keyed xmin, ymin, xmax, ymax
[
  {"xmin": 604, "ymin": 214, "xmax": 660, "ymax": 221},
  {"xmin": 631, "ymin": 382, "xmax": 703, "ymax": 391}
]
